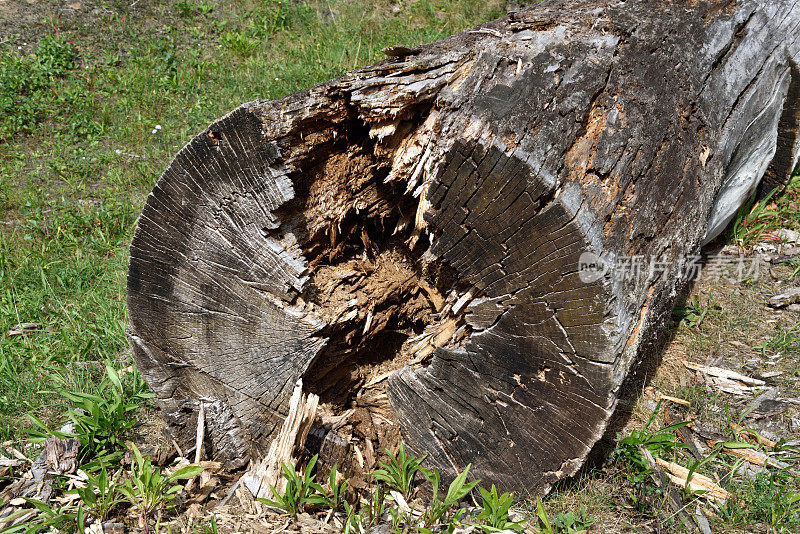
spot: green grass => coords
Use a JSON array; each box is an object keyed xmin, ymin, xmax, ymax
[
  {"xmin": 0, "ymin": 0, "xmax": 505, "ymax": 443},
  {"xmin": 0, "ymin": 199, "xmax": 133, "ymax": 440},
  {"xmin": 718, "ymin": 468, "xmax": 800, "ymax": 532},
  {"xmin": 728, "ymin": 175, "xmax": 800, "ymax": 250},
  {"xmin": 757, "ymin": 321, "xmax": 800, "ymax": 355}
]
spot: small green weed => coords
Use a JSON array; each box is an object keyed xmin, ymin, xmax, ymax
[
  {"xmin": 173, "ymin": 0, "xmax": 211, "ymax": 17},
  {"xmin": 246, "ymin": 1, "xmax": 293, "ymax": 37},
  {"xmin": 757, "ymin": 322, "xmax": 800, "ymax": 355},
  {"xmin": 535, "ymin": 498, "xmax": 594, "ymax": 534},
  {"xmin": 29, "ymin": 362, "xmax": 152, "ymax": 463},
  {"xmin": 343, "ymin": 484, "xmax": 386, "ymax": 534},
  {"xmin": 614, "ymin": 402, "xmax": 688, "ymax": 476},
  {"xmin": 371, "ymin": 442, "xmax": 426, "ymax": 501},
  {"xmin": 473, "ymin": 485, "xmax": 525, "ymax": 533},
  {"xmin": 257, "ymin": 453, "xmax": 327, "ymax": 515},
  {"xmin": 0, "ymin": 499, "xmax": 80, "ymax": 534},
  {"xmin": 729, "ymin": 178, "xmax": 800, "ymax": 249},
  {"xmin": 220, "ymin": 31, "xmax": 260, "ymax": 58},
  {"xmin": 322, "ymin": 465, "xmax": 350, "ymax": 512},
  {"xmin": 67, "ymin": 466, "xmax": 122, "ymax": 522},
  {"xmin": 781, "ymin": 257, "xmax": 800, "ymax": 279},
  {"xmin": 673, "ymin": 296, "xmax": 713, "ymax": 329},
  {"xmin": 419, "ymin": 464, "xmax": 477, "ymax": 530},
  {"xmin": 118, "ymin": 443, "xmax": 204, "ymax": 532}
]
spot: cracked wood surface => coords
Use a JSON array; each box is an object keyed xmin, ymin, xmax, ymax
[{"xmin": 128, "ymin": 0, "xmax": 800, "ymax": 494}]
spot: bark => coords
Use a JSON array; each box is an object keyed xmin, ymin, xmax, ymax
[{"xmin": 128, "ymin": 0, "xmax": 800, "ymax": 494}]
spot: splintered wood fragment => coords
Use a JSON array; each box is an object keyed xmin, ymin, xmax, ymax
[
  {"xmin": 769, "ymin": 287, "xmax": 800, "ymax": 308},
  {"xmin": 6, "ymin": 447, "xmax": 29, "ymax": 462},
  {"xmin": 170, "ymin": 438, "xmax": 183, "ymax": 459},
  {"xmin": 185, "ymin": 402, "xmax": 206, "ymax": 493},
  {"xmin": 6, "ymin": 323, "xmax": 41, "ymax": 336},
  {"xmin": 432, "ymin": 318, "xmax": 459, "ymax": 346},
  {"xmin": 353, "ymin": 444, "xmax": 364, "ymax": 469},
  {"xmin": 683, "ymin": 360, "xmax": 766, "ymax": 387},
  {"xmin": 659, "ymin": 395, "xmax": 691, "ymax": 407},
  {"xmin": 194, "ymin": 403, "xmax": 206, "ymax": 464},
  {"xmin": 417, "ymin": 279, "xmax": 444, "ymax": 311},
  {"xmin": 364, "ymin": 370, "xmax": 396, "ymax": 388},
  {"xmin": 729, "ymin": 423, "xmax": 777, "ymax": 448},
  {"xmin": 242, "ymin": 380, "xmax": 319, "ymax": 499},
  {"xmin": 44, "ymin": 437, "xmax": 78, "ymax": 475},
  {"xmin": 451, "ymin": 291, "xmax": 473, "ymax": 315},
  {"xmin": 655, "ymin": 458, "xmax": 730, "ymax": 502},
  {"xmin": 706, "ymin": 440, "xmax": 789, "ymax": 469},
  {"xmin": 389, "ymin": 490, "xmax": 416, "ymax": 516}
]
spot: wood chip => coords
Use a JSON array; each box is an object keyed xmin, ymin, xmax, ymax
[
  {"xmin": 389, "ymin": 490, "xmax": 412, "ymax": 514},
  {"xmin": 6, "ymin": 323, "xmax": 41, "ymax": 336},
  {"xmin": 659, "ymin": 394, "xmax": 691, "ymax": 407},
  {"xmin": 7, "ymin": 448, "xmax": 29, "ymax": 462},
  {"xmin": 171, "ymin": 438, "xmax": 183, "ymax": 458},
  {"xmin": 185, "ymin": 402, "xmax": 206, "ymax": 493},
  {"xmin": 44, "ymin": 437, "xmax": 78, "ymax": 475},
  {"xmin": 684, "ymin": 361, "xmax": 765, "ymax": 386},
  {"xmin": 684, "ymin": 361, "xmax": 768, "ymax": 394},
  {"xmin": 769, "ymin": 287, "xmax": 800, "ymax": 308},
  {"xmin": 364, "ymin": 370, "xmax": 395, "ymax": 388},
  {"xmin": 655, "ymin": 458, "xmax": 730, "ymax": 502},
  {"xmin": 639, "ymin": 447, "xmax": 698, "ymax": 530},
  {"xmin": 353, "ymin": 444, "xmax": 364, "ymax": 469},
  {"xmin": 707, "ymin": 440, "xmax": 788, "ymax": 469}
]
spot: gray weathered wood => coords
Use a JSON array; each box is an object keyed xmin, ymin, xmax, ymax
[
  {"xmin": 128, "ymin": 0, "xmax": 800, "ymax": 495},
  {"xmin": 769, "ymin": 287, "xmax": 800, "ymax": 307}
]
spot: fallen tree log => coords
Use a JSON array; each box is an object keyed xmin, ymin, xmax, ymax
[{"xmin": 127, "ymin": 0, "xmax": 800, "ymax": 495}]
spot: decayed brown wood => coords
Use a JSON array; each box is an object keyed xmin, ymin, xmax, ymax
[{"xmin": 128, "ymin": 0, "xmax": 800, "ymax": 495}]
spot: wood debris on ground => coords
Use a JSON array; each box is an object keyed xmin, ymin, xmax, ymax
[
  {"xmin": 768, "ymin": 287, "xmax": 800, "ymax": 308},
  {"xmin": 6, "ymin": 323, "xmax": 41, "ymax": 336},
  {"xmin": 654, "ymin": 458, "xmax": 731, "ymax": 503},
  {"xmin": 639, "ymin": 447, "xmax": 700, "ymax": 530},
  {"xmin": 705, "ymin": 439, "xmax": 790, "ymax": 469},
  {"xmin": 683, "ymin": 361, "xmax": 767, "ymax": 395}
]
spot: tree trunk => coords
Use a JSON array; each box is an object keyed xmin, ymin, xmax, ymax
[{"xmin": 127, "ymin": 0, "xmax": 800, "ymax": 495}]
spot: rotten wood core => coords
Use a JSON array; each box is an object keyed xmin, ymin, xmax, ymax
[
  {"xmin": 288, "ymin": 140, "xmax": 470, "ymax": 404},
  {"xmin": 128, "ymin": 0, "xmax": 800, "ymax": 495}
]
